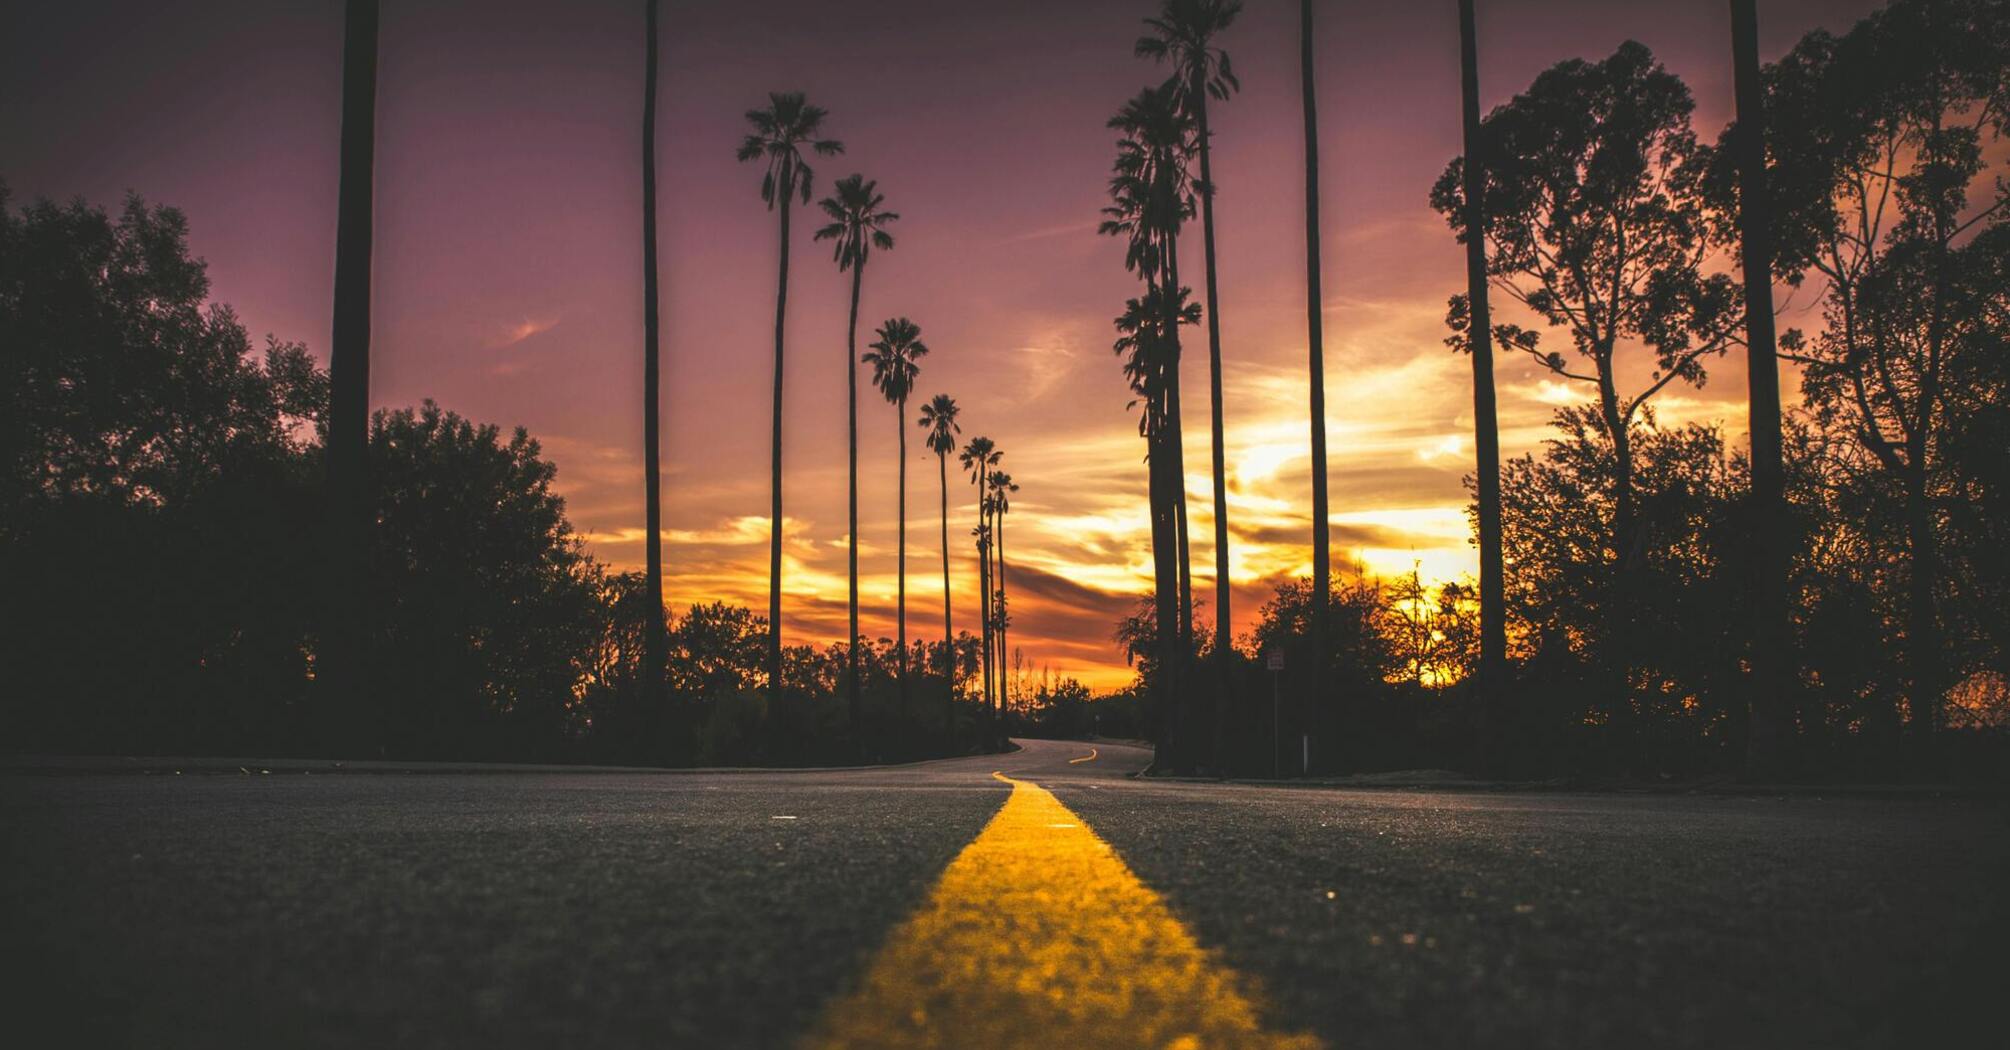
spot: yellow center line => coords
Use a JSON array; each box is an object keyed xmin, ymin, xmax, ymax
[
  {"xmin": 1068, "ymin": 747, "xmax": 1100, "ymax": 764},
  {"xmin": 801, "ymin": 772, "xmax": 1321, "ymax": 1050}
]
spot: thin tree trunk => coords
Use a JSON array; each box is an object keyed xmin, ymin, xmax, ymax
[
  {"xmin": 767, "ymin": 193, "xmax": 791, "ymax": 699},
  {"xmin": 977, "ymin": 464, "xmax": 993, "ymax": 722},
  {"xmin": 940, "ymin": 450, "xmax": 953, "ymax": 742},
  {"xmin": 1194, "ymin": 76, "xmax": 1234, "ymax": 768},
  {"xmin": 1300, "ymin": 0, "xmax": 1329, "ymax": 776},
  {"xmin": 1459, "ymin": 0, "xmax": 1507, "ymax": 757},
  {"xmin": 1730, "ymin": 0, "xmax": 1787, "ymax": 776},
  {"xmin": 327, "ymin": 0, "xmax": 378, "ymax": 750},
  {"xmin": 1905, "ymin": 460, "xmax": 1939, "ymax": 735},
  {"xmin": 996, "ymin": 505, "xmax": 1007, "ymax": 712},
  {"xmin": 896, "ymin": 395, "xmax": 908, "ymax": 717},
  {"xmin": 845, "ymin": 263, "xmax": 863, "ymax": 737},
  {"xmin": 640, "ymin": 0, "xmax": 668, "ymax": 729}
]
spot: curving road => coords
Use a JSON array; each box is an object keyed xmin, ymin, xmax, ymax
[{"xmin": 4, "ymin": 738, "xmax": 2003, "ymax": 1048}]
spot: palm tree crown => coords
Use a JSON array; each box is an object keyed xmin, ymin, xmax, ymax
[
  {"xmin": 1136, "ymin": 0, "xmax": 1242, "ymax": 112},
  {"xmin": 920, "ymin": 393, "xmax": 961, "ymax": 454},
  {"xmin": 959, "ymin": 436, "xmax": 999, "ymax": 485},
  {"xmin": 865, "ymin": 317, "xmax": 929, "ymax": 405},
  {"xmin": 1099, "ymin": 85, "xmax": 1195, "ymax": 279},
  {"xmin": 736, "ymin": 91, "xmax": 844, "ymax": 208},
  {"xmin": 814, "ymin": 174, "xmax": 898, "ymax": 271}
]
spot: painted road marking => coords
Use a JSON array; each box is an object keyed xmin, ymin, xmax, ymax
[
  {"xmin": 1068, "ymin": 747, "xmax": 1100, "ymax": 764},
  {"xmin": 801, "ymin": 772, "xmax": 1320, "ymax": 1049}
]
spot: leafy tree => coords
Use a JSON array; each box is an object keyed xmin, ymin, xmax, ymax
[
  {"xmin": 864, "ymin": 317, "xmax": 927, "ymax": 712},
  {"xmin": 1713, "ymin": 0, "xmax": 2009, "ymax": 734},
  {"xmin": 814, "ymin": 173, "xmax": 897, "ymax": 732},
  {"xmin": 737, "ymin": 91, "xmax": 843, "ymax": 698}
]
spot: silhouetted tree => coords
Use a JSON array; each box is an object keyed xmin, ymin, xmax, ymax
[
  {"xmin": 988, "ymin": 470, "xmax": 1019, "ymax": 708},
  {"xmin": 919, "ymin": 393, "xmax": 962, "ymax": 737},
  {"xmin": 864, "ymin": 317, "xmax": 928, "ymax": 713},
  {"xmin": 737, "ymin": 92, "xmax": 843, "ymax": 698},
  {"xmin": 639, "ymin": 0, "xmax": 669, "ymax": 720},
  {"xmin": 1716, "ymin": 0, "xmax": 2009, "ymax": 737},
  {"xmin": 1138, "ymin": 0, "xmax": 1242, "ymax": 677},
  {"xmin": 1431, "ymin": 42, "xmax": 1741, "ymax": 721},
  {"xmin": 814, "ymin": 173, "xmax": 897, "ymax": 732},
  {"xmin": 959, "ymin": 436, "xmax": 1000, "ymax": 715},
  {"xmin": 326, "ymin": 0, "xmax": 379, "ymax": 748}
]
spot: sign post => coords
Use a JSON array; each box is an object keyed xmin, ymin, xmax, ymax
[{"xmin": 1265, "ymin": 647, "xmax": 1285, "ymax": 779}]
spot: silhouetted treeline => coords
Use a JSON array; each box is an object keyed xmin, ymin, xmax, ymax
[{"xmin": 0, "ymin": 184, "xmax": 990, "ymax": 764}]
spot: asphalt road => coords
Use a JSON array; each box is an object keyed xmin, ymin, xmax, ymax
[{"xmin": 4, "ymin": 739, "xmax": 2004, "ymax": 1048}]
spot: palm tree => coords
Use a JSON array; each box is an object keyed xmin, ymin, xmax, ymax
[
  {"xmin": 326, "ymin": 0, "xmax": 378, "ymax": 743},
  {"xmin": 988, "ymin": 470, "xmax": 1020, "ymax": 709},
  {"xmin": 813, "ymin": 174, "xmax": 897, "ymax": 733},
  {"xmin": 1455, "ymin": 0, "xmax": 1505, "ymax": 755},
  {"xmin": 1728, "ymin": 0, "xmax": 1786, "ymax": 774},
  {"xmin": 864, "ymin": 317, "xmax": 929, "ymax": 714},
  {"xmin": 919, "ymin": 394, "xmax": 961, "ymax": 737},
  {"xmin": 959, "ymin": 436, "xmax": 1000, "ymax": 716},
  {"xmin": 737, "ymin": 92, "xmax": 843, "ymax": 698},
  {"xmin": 639, "ymin": 0, "xmax": 669, "ymax": 714},
  {"xmin": 1297, "ymin": 0, "xmax": 1329, "ymax": 774},
  {"xmin": 1138, "ymin": 0, "xmax": 1242, "ymax": 675},
  {"xmin": 1102, "ymin": 82, "xmax": 1197, "ymax": 764}
]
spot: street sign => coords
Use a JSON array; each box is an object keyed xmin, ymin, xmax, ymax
[{"xmin": 1266, "ymin": 648, "xmax": 1285, "ymax": 672}]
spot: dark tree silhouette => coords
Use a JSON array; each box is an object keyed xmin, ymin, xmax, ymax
[
  {"xmin": 919, "ymin": 393, "xmax": 962, "ymax": 738},
  {"xmin": 864, "ymin": 317, "xmax": 928, "ymax": 713},
  {"xmin": 959, "ymin": 436, "xmax": 999, "ymax": 716},
  {"xmin": 1137, "ymin": 0, "xmax": 1242, "ymax": 696},
  {"xmin": 639, "ymin": 0, "xmax": 669, "ymax": 717},
  {"xmin": 1431, "ymin": 42, "xmax": 1742, "ymax": 719},
  {"xmin": 1726, "ymin": 0, "xmax": 1788, "ymax": 774},
  {"xmin": 737, "ymin": 92, "xmax": 842, "ymax": 698},
  {"xmin": 1298, "ymin": 0, "xmax": 1330, "ymax": 775},
  {"xmin": 1721, "ymin": 0, "xmax": 2009, "ymax": 738},
  {"xmin": 1451, "ymin": 0, "xmax": 1508, "ymax": 750},
  {"xmin": 1102, "ymin": 82, "xmax": 1199, "ymax": 765},
  {"xmin": 814, "ymin": 173, "xmax": 897, "ymax": 733},
  {"xmin": 326, "ymin": 0, "xmax": 379, "ymax": 748},
  {"xmin": 988, "ymin": 470, "xmax": 1019, "ymax": 708}
]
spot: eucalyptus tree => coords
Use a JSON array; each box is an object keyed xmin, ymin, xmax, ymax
[
  {"xmin": 737, "ymin": 92, "xmax": 843, "ymax": 697},
  {"xmin": 1138, "ymin": 0, "xmax": 1241, "ymax": 667},
  {"xmin": 639, "ymin": 0, "xmax": 668, "ymax": 709},
  {"xmin": 813, "ymin": 174, "xmax": 897, "ymax": 729},
  {"xmin": 1720, "ymin": 0, "xmax": 2010, "ymax": 737},
  {"xmin": 918, "ymin": 393, "xmax": 961, "ymax": 732},
  {"xmin": 959, "ymin": 436, "xmax": 1000, "ymax": 714},
  {"xmin": 1430, "ymin": 43, "xmax": 1741, "ymax": 714},
  {"xmin": 864, "ymin": 317, "xmax": 928, "ymax": 710},
  {"xmin": 987, "ymin": 470, "xmax": 1020, "ymax": 707}
]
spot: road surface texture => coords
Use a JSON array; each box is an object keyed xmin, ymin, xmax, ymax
[{"xmin": 4, "ymin": 738, "xmax": 2004, "ymax": 1048}]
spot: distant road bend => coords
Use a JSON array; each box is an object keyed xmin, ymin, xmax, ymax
[{"xmin": 4, "ymin": 738, "xmax": 2003, "ymax": 1048}]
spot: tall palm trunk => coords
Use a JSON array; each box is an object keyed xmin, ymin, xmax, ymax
[
  {"xmin": 895, "ymin": 394, "xmax": 909, "ymax": 716},
  {"xmin": 1299, "ymin": 0, "xmax": 1329, "ymax": 775},
  {"xmin": 844, "ymin": 263, "xmax": 863, "ymax": 735},
  {"xmin": 995, "ymin": 504, "xmax": 1007, "ymax": 710},
  {"xmin": 1193, "ymin": 69, "xmax": 1234, "ymax": 763},
  {"xmin": 978, "ymin": 472, "xmax": 994, "ymax": 720},
  {"xmin": 766, "ymin": 193, "xmax": 791, "ymax": 698},
  {"xmin": 640, "ymin": 0, "xmax": 669, "ymax": 722},
  {"xmin": 1729, "ymin": 0, "xmax": 1787, "ymax": 774},
  {"xmin": 1148, "ymin": 405, "xmax": 1180, "ymax": 760},
  {"xmin": 938, "ymin": 450, "xmax": 953, "ymax": 740},
  {"xmin": 1458, "ymin": 0, "xmax": 1506, "ymax": 751},
  {"xmin": 327, "ymin": 0, "xmax": 378, "ymax": 748},
  {"xmin": 1162, "ymin": 238, "xmax": 1195, "ymax": 763}
]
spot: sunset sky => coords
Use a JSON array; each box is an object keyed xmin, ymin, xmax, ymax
[{"xmin": 5, "ymin": 0, "xmax": 1876, "ymax": 688}]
